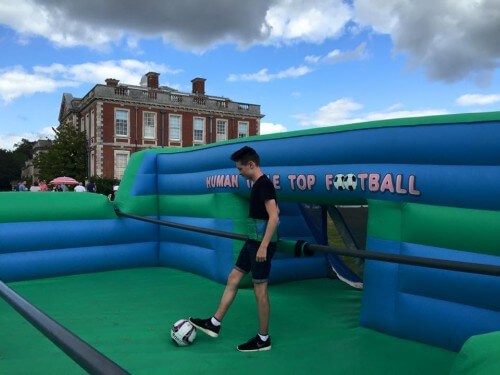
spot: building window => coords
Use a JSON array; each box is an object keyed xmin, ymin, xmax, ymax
[
  {"xmin": 143, "ymin": 111, "xmax": 157, "ymax": 139},
  {"xmin": 90, "ymin": 110, "xmax": 95, "ymax": 139},
  {"xmin": 238, "ymin": 121, "xmax": 249, "ymax": 138},
  {"xmin": 169, "ymin": 114, "xmax": 182, "ymax": 141},
  {"xmin": 193, "ymin": 117, "xmax": 205, "ymax": 144},
  {"xmin": 115, "ymin": 109, "xmax": 129, "ymax": 137},
  {"xmin": 85, "ymin": 113, "xmax": 90, "ymax": 138},
  {"xmin": 216, "ymin": 119, "xmax": 227, "ymax": 142},
  {"xmin": 90, "ymin": 151, "xmax": 95, "ymax": 176},
  {"xmin": 114, "ymin": 151, "xmax": 130, "ymax": 179}
]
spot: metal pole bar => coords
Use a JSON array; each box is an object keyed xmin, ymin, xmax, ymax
[
  {"xmin": 303, "ymin": 243, "xmax": 500, "ymax": 277},
  {"xmin": 0, "ymin": 280, "xmax": 130, "ymax": 375},
  {"xmin": 114, "ymin": 208, "xmax": 500, "ymax": 277},
  {"xmin": 114, "ymin": 208, "xmax": 247, "ymax": 241}
]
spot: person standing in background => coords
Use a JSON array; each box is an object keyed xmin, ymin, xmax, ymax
[
  {"xmin": 29, "ymin": 182, "xmax": 41, "ymax": 192},
  {"xmin": 86, "ymin": 181, "xmax": 96, "ymax": 193},
  {"xmin": 74, "ymin": 182, "xmax": 86, "ymax": 192}
]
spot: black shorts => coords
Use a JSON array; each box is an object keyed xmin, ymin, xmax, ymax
[{"xmin": 234, "ymin": 240, "xmax": 277, "ymax": 284}]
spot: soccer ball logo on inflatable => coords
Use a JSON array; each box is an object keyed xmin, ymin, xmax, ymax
[
  {"xmin": 343, "ymin": 174, "xmax": 357, "ymax": 191},
  {"xmin": 334, "ymin": 174, "xmax": 345, "ymax": 190},
  {"xmin": 171, "ymin": 319, "xmax": 197, "ymax": 346},
  {"xmin": 333, "ymin": 173, "xmax": 358, "ymax": 191}
]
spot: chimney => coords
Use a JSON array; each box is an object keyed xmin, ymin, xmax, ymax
[
  {"xmin": 105, "ymin": 78, "xmax": 119, "ymax": 87},
  {"xmin": 191, "ymin": 77, "xmax": 206, "ymax": 95},
  {"xmin": 146, "ymin": 72, "xmax": 159, "ymax": 89}
]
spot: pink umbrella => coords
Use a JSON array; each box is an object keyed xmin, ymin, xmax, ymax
[{"xmin": 49, "ymin": 176, "xmax": 79, "ymax": 185}]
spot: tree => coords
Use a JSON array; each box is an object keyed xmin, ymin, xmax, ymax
[
  {"xmin": 0, "ymin": 149, "xmax": 20, "ymax": 190},
  {"xmin": 13, "ymin": 138, "xmax": 35, "ymax": 160},
  {"xmin": 34, "ymin": 123, "xmax": 87, "ymax": 182},
  {"xmin": 0, "ymin": 139, "xmax": 35, "ymax": 191}
]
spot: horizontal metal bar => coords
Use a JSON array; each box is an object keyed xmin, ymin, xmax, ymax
[
  {"xmin": 304, "ymin": 244, "xmax": 500, "ymax": 277},
  {"xmin": 114, "ymin": 208, "xmax": 500, "ymax": 276},
  {"xmin": 114, "ymin": 207, "xmax": 248, "ymax": 241},
  {"xmin": 0, "ymin": 280, "xmax": 130, "ymax": 375}
]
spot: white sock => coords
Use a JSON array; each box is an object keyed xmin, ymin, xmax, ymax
[
  {"xmin": 211, "ymin": 317, "xmax": 221, "ymax": 326},
  {"xmin": 258, "ymin": 333, "xmax": 269, "ymax": 341}
]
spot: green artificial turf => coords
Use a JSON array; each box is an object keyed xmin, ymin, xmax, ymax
[{"xmin": 0, "ymin": 268, "xmax": 456, "ymax": 374}]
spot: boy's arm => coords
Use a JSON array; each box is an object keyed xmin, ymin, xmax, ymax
[{"xmin": 256, "ymin": 199, "xmax": 279, "ymax": 261}]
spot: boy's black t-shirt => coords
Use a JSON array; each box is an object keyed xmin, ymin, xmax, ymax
[{"xmin": 249, "ymin": 175, "xmax": 277, "ymax": 220}]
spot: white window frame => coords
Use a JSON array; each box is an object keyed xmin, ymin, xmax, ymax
[
  {"xmin": 193, "ymin": 117, "xmax": 205, "ymax": 144},
  {"xmin": 238, "ymin": 121, "xmax": 249, "ymax": 138},
  {"xmin": 143, "ymin": 111, "xmax": 157, "ymax": 140},
  {"xmin": 90, "ymin": 110, "xmax": 95, "ymax": 139},
  {"xmin": 216, "ymin": 119, "xmax": 228, "ymax": 142},
  {"xmin": 85, "ymin": 113, "xmax": 90, "ymax": 138},
  {"xmin": 115, "ymin": 108, "xmax": 129, "ymax": 137},
  {"xmin": 114, "ymin": 150, "xmax": 130, "ymax": 180},
  {"xmin": 169, "ymin": 114, "xmax": 182, "ymax": 141},
  {"xmin": 90, "ymin": 150, "xmax": 95, "ymax": 176}
]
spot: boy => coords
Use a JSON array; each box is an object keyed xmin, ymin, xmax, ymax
[{"xmin": 190, "ymin": 146, "xmax": 279, "ymax": 352}]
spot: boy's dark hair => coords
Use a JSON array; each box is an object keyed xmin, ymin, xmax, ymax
[{"xmin": 230, "ymin": 146, "xmax": 260, "ymax": 166}]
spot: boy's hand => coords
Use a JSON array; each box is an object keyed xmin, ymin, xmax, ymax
[{"xmin": 256, "ymin": 245, "xmax": 268, "ymax": 262}]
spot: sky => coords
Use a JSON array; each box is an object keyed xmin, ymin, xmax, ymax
[{"xmin": 0, "ymin": 0, "xmax": 499, "ymax": 150}]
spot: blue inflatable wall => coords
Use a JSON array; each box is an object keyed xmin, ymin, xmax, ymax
[{"xmin": 1, "ymin": 111, "xmax": 499, "ymax": 353}]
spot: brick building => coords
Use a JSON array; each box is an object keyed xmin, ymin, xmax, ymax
[{"xmin": 58, "ymin": 72, "xmax": 263, "ymax": 179}]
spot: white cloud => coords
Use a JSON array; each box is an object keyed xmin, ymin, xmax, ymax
[
  {"xmin": 0, "ymin": 0, "xmax": 119, "ymax": 49},
  {"xmin": 0, "ymin": 60, "xmax": 180, "ymax": 103},
  {"xmin": 0, "ymin": 0, "xmax": 353, "ymax": 50},
  {"xmin": 295, "ymin": 98, "xmax": 448, "ymax": 127},
  {"xmin": 1, "ymin": 1, "xmax": 498, "ymax": 85},
  {"xmin": 0, "ymin": 127, "xmax": 55, "ymax": 151},
  {"xmin": 324, "ymin": 43, "xmax": 368, "ymax": 64},
  {"xmin": 228, "ymin": 65, "xmax": 312, "ymax": 82},
  {"xmin": 0, "ymin": 66, "xmax": 76, "ymax": 103},
  {"xmin": 41, "ymin": 60, "xmax": 179, "ymax": 86},
  {"xmin": 295, "ymin": 98, "xmax": 363, "ymax": 126},
  {"xmin": 305, "ymin": 55, "xmax": 321, "ymax": 64},
  {"xmin": 384, "ymin": 103, "xmax": 403, "ymax": 112},
  {"xmin": 456, "ymin": 94, "xmax": 500, "ymax": 106},
  {"xmin": 0, "ymin": 0, "xmax": 273, "ymax": 50},
  {"xmin": 353, "ymin": 0, "xmax": 500, "ymax": 84},
  {"xmin": 354, "ymin": 109, "xmax": 449, "ymax": 123},
  {"xmin": 260, "ymin": 122, "xmax": 288, "ymax": 135},
  {"xmin": 264, "ymin": 0, "xmax": 352, "ymax": 44},
  {"xmin": 228, "ymin": 43, "xmax": 365, "ymax": 83},
  {"xmin": 305, "ymin": 43, "xmax": 368, "ymax": 65}
]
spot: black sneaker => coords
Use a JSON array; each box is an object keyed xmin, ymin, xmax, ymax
[
  {"xmin": 237, "ymin": 335, "xmax": 271, "ymax": 352},
  {"xmin": 189, "ymin": 317, "xmax": 220, "ymax": 338}
]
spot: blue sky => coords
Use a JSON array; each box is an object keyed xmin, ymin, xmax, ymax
[{"xmin": 1, "ymin": 0, "xmax": 499, "ymax": 150}]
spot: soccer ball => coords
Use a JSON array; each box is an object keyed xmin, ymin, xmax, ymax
[
  {"xmin": 334, "ymin": 174, "xmax": 345, "ymax": 190},
  {"xmin": 171, "ymin": 319, "xmax": 197, "ymax": 346},
  {"xmin": 343, "ymin": 174, "xmax": 358, "ymax": 191}
]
